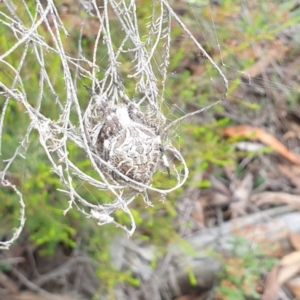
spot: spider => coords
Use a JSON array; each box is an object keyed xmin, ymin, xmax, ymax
[{"xmin": 92, "ymin": 92, "xmax": 171, "ymax": 192}]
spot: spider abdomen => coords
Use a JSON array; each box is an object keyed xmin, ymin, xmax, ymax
[
  {"xmin": 98, "ymin": 124, "xmax": 161, "ymax": 190},
  {"xmin": 86, "ymin": 97, "xmax": 170, "ymax": 191}
]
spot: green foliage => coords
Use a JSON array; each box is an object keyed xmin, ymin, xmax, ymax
[
  {"xmin": 214, "ymin": 236, "xmax": 278, "ymax": 300},
  {"xmin": 180, "ymin": 117, "xmax": 235, "ymax": 170},
  {"xmin": 1, "ymin": 0, "xmax": 299, "ymax": 298}
]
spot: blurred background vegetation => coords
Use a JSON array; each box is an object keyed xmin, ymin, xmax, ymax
[{"xmin": 1, "ymin": 0, "xmax": 300, "ymax": 299}]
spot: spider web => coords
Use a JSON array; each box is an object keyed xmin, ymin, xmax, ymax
[
  {"xmin": 170, "ymin": 1, "xmax": 300, "ymax": 237},
  {"xmin": 186, "ymin": 0, "xmax": 300, "ymax": 106},
  {"xmin": 0, "ymin": 0, "xmax": 228, "ymax": 248}
]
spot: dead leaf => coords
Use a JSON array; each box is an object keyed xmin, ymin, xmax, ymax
[
  {"xmin": 261, "ymin": 265, "xmax": 279, "ymax": 300},
  {"xmin": 230, "ymin": 173, "xmax": 253, "ymax": 217},
  {"xmin": 190, "ymin": 200, "xmax": 205, "ymax": 225},
  {"xmin": 276, "ymin": 251, "xmax": 300, "ymax": 285},
  {"xmin": 9, "ymin": 292, "xmax": 77, "ymax": 300},
  {"xmin": 9, "ymin": 293, "xmax": 44, "ymax": 300},
  {"xmin": 278, "ymin": 263, "xmax": 300, "ymax": 285},
  {"xmin": 278, "ymin": 164, "xmax": 300, "ymax": 191},
  {"xmin": 0, "ymin": 273, "xmax": 19, "ymax": 294},
  {"xmin": 209, "ymin": 193, "xmax": 229, "ymax": 207},
  {"xmin": 285, "ymin": 276, "xmax": 300, "ymax": 298},
  {"xmin": 210, "ymin": 175, "xmax": 231, "ymax": 197},
  {"xmin": 263, "ymin": 252, "xmax": 300, "ymax": 299},
  {"xmin": 289, "ymin": 232, "xmax": 300, "ymax": 251},
  {"xmin": 250, "ymin": 192, "xmax": 300, "ymax": 209},
  {"xmin": 222, "ymin": 126, "xmax": 300, "ymax": 166},
  {"xmin": 208, "ymin": 175, "xmax": 231, "ymax": 207},
  {"xmin": 279, "ymin": 251, "xmax": 300, "ymax": 267}
]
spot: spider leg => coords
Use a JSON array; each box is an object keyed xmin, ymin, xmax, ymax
[{"xmin": 111, "ymin": 170, "xmax": 118, "ymax": 181}]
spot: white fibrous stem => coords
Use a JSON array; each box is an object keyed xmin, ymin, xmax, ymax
[{"xmin": 0, "ymin": 0, "xmax": 227, "ymax": 245}]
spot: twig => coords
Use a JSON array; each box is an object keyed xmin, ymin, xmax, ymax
[{"xmin": 33, "ymin": 256, "xmax": 95, "ymax": 286}]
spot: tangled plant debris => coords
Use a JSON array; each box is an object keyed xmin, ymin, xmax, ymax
[{"xmin": 0, "ymin": 0, "xmax": 227, "ymax": 248}]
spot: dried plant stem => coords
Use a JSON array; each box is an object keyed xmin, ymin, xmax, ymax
[{"xmin": 0, "ymin": 0, "xmax": 227, "ymax": 247}]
